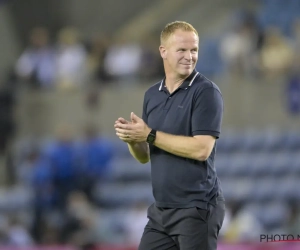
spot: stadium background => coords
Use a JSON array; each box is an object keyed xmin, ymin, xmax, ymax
[{"xmin": 0, "ymin": 0, "xmax": 300, "ymax": 249}]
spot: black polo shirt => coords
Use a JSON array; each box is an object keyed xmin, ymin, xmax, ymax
[{"xmin": 142, "ymin": 70, "xmax": 224, "ymax": 210}]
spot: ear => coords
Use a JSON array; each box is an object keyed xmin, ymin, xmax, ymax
[{"xmin": 159, "ymin": 45, "xmax": 167, "ymax": 59}]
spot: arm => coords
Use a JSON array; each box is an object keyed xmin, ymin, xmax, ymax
[
  {"xmin": 127, "ymin": 141, "xmax": 150, "ymax": 164},
  {"xmin": 129, "ymin": 92, "xmax": 150, "ymax": 164},
  {"xmin": 153, "ymin": 87, "xmax": 223, "ymax": 161},
  {"xmin": 153, "ymin": 133, "xmax": 215, "ymax": 161}
]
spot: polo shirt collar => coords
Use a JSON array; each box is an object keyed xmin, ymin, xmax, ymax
[{"xmin": 159, "ymin": 70, "xmax": 199, "ymax": 91}]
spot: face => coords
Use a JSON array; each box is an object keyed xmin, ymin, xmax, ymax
[{"xmin": 160, "ymin": 29, "xmax": 199, "ymax": 78}]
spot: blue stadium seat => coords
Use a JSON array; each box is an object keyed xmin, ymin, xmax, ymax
[
  {"xmin": 219, "ymin": 131, "xmax": 244, "ymax": 153},
  {"xmin": 215, "ymin": 154, "xmax": 231, "ymax": 177},
  {"xmin": 277, "ymin": 177, "xmax": 300, "ymax": 202},
  {"xmin": 269, "ymin": 153, "xmax": 292, "ymax": 177},
  {"xmin": 221, "ymin": 178, "xmax": 252, "ymax": 202},
  {"xmin": 221, "ymin": 179, "xmax": 239, "ymax": 201},
  {"xmin": 241, "ymin": 130, "xmax": 264, "ymax": 152},
  {"xmin": 228, "ymin": 154, "xmax": 251, "ymax": 177},
  {"xmin": 196, "ymin": 38, "xmax": 224, "ymax": 77},
  {"xmin": 109, "ymin": 139, "xmax": 132, "ymax": 158},
  {"xmin": 244, "ymin": 201, "xmax": 288, "ymax": 230},
  {"xmin": 261, "ymin": 130, "xmax": 285, "ymax": 152},
  {"xmin": 258, "ymin": 202, "xmax": 289, "ymax": 230},
  {"xmin": 283, "ymin": 131, "xmax": 300, "ymax": 152},
  {"xmin": 93, "ymin": 182, "xmax": 153, "ymax": 208},
  {"xmin": 108, "ymin": 157, "xmax": 151, "ymax": 182},
  {"xmin": 249, "ymin": 154, "xmax": 271, "ymax": 177},
  {"xmin": 289, "ymin": 154, "xmax": 300, "ymax": 175},
  {"xmin": 248, "ymin": 178, "xmax": 276, "ymax": 202},
  {"xmin": 0, "ymin": 186, "xmax": 33, "ymax": 212}
]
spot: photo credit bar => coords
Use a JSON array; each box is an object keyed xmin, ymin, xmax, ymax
[{"xmin": 260, "ymin": 234, "xmax": 300, "ymax": 243}]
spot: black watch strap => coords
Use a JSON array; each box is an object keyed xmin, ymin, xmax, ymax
[{"xmin": 146, "ymin": 129, "xmax": 156, "ymax": 144}]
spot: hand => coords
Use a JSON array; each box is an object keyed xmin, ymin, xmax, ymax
[
  {"xmin": 114, "ymin": 117, "xmax": 133, "ymax": 143},
  {"xmin": 114, "ymin": 112, "xmax": 151, "ymax": 143}
]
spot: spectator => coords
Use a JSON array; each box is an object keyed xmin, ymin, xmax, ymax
[
  {"xmin": 260, "ymin": 27, "xmax": 294, "ymax": 79},
  {"xmin": 29, "ymin": 150, "xmax": 55, "ymax": 243},
  {"xmin": 15, "ymin": 27, "xmax": 56, "ymax": 89},
  {"xmin": 87, "ymin": 34, "xmax": 111, "ymax": 83},
  {"xmin": 77, "ymin": 124, "xmax": 114, "ymax": 202},
  {"xmin": 46, "ymin": 123, "xmax": 80, "ymax": 209},
  {"xmin": 104, "ymin": 37, "xmax": 142, "ymax": 83},
  {"xmin": 55, "ymin": 27, "xmax": 88, "ymax": 91},
  {"xmin": 220, "ymin": 21, "xmax": 255, "ymax": 78}
]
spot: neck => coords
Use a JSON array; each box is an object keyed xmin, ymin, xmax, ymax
[
  {"xmin": 164, "ymin": 70, "xmax": 189, "ymax": 93},
  {"xmin": 165, "ymin": 78, "xmax": 184, "ymax": 93}
]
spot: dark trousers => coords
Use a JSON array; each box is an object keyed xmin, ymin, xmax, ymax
[{"xmin": 139, "ymin": 198, "xmax": 225, "ymax": 250}]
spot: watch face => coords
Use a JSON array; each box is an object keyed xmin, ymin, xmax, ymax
[
  {"xmin": 149, "ymin": 135, "xmax": 155, "ymax": 143},
  {"xmin": 147, "ymin": 134, "xmax": 155, "ymax": 143}
]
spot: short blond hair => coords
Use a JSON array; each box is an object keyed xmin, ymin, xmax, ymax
[{"xmin": 160, "ymin": 21, "xmax": 198, "ymax": 45}]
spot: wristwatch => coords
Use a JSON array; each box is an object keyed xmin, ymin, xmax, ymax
[{"xmin": 146, "ymin": 129, "xmax": 156, "ymax": 144}]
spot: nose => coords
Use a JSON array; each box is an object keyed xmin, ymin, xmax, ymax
[{"xmin": 184, "ymin": 51, "xmax": 193, "ymax": 61}]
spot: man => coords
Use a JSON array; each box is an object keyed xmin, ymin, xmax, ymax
[{"xmin": 114, "ymin": 21, "xmax": 225, "ymax": 250}]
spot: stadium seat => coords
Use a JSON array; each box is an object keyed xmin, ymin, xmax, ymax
[
  {"xmin": 269, "ymin": 153, "xmax": 292, "ymax": 177},
  {"xmin": 228, "ymin": 154, "xmax": 251, "ymax": 177},
  {"xmin": 289, "ymin": 154, "xmax": 300, "ymax": 176},
  {"xmin": 215, "ymin": 154, "xmax": 231, "ymax": 177},
  {"xmin": 109, "ymin": 139, "xmax": 132, "ymax": 158},
  {"xmin": 0, "ymin": 186, "xmax": 34, "ymax": 212},
  {"xmin": 221, "ymin": 178, "xmax": 252, "ymax": 202},
  {"xmin": 248, "ymin": 178, "xmax": 276, "ymax": 202},
  {"xmin": 196, "ymin": 38, "xmax": 224, "ymax": 77},
  {"xmin": 108, "ymin": 157, "xmax": 151, "ymax": 182},
  {"xmin": 258, "ymin": 202, "xmax": 289, "ymax": 230},
  {"xmin": 277, "ymin": 177, "xmax": 300, "ymax": 202},
  {"xmin": 283, "ymin": 131, "xmax": 300, "ymax": 152},
  {"xmin": 248, "ymin": 154, "xmax": 270, "ymax": 177},
  {"xmin": 241, "ymin": 132, "xmax": 263, "ymax": 152},
  {"xmin": 93, "ymin": 182, "xmax": 154, "ymax": 208}
]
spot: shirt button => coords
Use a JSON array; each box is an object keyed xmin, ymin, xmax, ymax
[{"xmin": 168, "ymin": 97, "xmax": 171, "ymax": 99}]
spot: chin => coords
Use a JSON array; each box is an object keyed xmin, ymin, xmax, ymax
[{"xmin": 179, "ymin": 68, "xmax": 193, "ymax": 76}]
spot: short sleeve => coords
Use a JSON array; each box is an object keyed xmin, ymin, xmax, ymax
[
  {"xmin": 142, "ymin": 92, "xmax": 148, "ymax": 124},
  {"xmin": 192, "ymin": 87, "xmax": 223, "ymax": 138}
]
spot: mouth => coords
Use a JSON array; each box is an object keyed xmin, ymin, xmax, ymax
[{"xmin": 181, "ymin": 64, "xmax": 193, "ymax": 68}]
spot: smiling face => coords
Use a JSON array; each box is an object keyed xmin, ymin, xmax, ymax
[{"xmin": 160, "ymin": 29, "xmax": 199, "ymax": 78}]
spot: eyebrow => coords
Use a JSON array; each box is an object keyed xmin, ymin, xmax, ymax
[{"xmin": 177, "ymin": 47, "xmax": 198, "ymax": 50}]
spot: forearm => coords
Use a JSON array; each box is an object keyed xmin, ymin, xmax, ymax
[
  {"xmin": 127, "ymin": 141, "xmax": 150, "ymax": 164},
  {"xmin": 153, "ymin": 131, "xmax": 209, "ymax": 161}
]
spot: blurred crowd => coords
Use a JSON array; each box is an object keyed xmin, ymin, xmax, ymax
[
  {"xmin": 219, "ymin": 13, "xmax": 300, "ymax": 81},
  {"xmin": 1, "ymin": 123, "xmax": 114, "ymax": 247},
  {"xmin": 13, "ymin": 26, "xmax": 163, "ymax": 92},
  {"xmin": 11, "ymin": 10, "xmax": 300, "ymax": 116},
  {"xmin": 218, "ymin": 9, "xmax": 300, "ymax": 114},
  {"xmin": 13, "ymin": 16, "xmax": 300, "ymax": 89}
]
